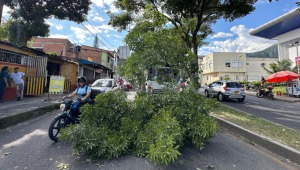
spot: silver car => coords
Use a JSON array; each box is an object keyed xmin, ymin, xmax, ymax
[
  {"xmin": 204, "ymin": 81, "xmax": 246, "ymax": 102},
  {"xmin": 91, "ymin": 79, "xmax": 120, "ymax": 93}
]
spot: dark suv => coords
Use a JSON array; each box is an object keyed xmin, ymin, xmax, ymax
[{"xmin": 205, "ymin": 81, "xmax": 246, "ymax": 102}]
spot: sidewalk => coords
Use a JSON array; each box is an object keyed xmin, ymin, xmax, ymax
[
  {"xmin": 246, "ymin": 91, "xmax": 300, "ymax": 102},
  {"xmin": 0, "ymin": 94, "xmax": 62, "ymax": 129}
]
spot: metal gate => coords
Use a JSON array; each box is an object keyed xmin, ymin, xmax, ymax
[{"xmin": 25, "ymin": 56, "xmax": 47, "ymax": 95}]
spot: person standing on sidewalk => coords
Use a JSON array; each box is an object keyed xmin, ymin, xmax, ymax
[
  {"xmin": 0, "ymin": 66, "xmax": 10, "ymax": 103},
  {"xmin": 10, "ymin": 67, "xmax": 25, "ymax": 101}
]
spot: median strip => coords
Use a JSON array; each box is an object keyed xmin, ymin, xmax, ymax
[{"xmin": 212, "ymin": 104, "xmax": 300, "ymax": 164}]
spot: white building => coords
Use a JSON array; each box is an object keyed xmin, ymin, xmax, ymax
[
  {"xmin": 246, "ymin": 58, "xmax": 278, "ymax": 81},
  {"xmin": 250, "ymin": 8, "xmax": 300, "ymax": 74},
  {"xmin": 117, "ymin": 45, "xmax": 130, "ymax": 60},
  {"xmin": 201, "ymin": 52, "xmax": 247, "ymax": 85},
  {"xmin": 200, "ymin": 52, "xmax": 278, "ymax": 85}
]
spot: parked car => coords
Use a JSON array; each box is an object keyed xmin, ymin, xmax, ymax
[
  {"xmin": 204, "ymin": 81, "xmax": 246, "ymax": 102},
  {"xmin": 145, "ymin": 80, "xmax": 163, "ymax": 94},
  {"xmin": 91, "ymin": 79, "xmax": 120, "ymax": 93}
]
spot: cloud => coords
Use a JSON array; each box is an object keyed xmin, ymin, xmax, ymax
[
  {"xmin": 48, "ymin": 34, "xmax": 69, "ymax": 39},
  {"xmin": 45, "ymin": 20, "xmax": 54, "ymax": 26},
  {"xmin": 55, "ymin": 25, "xmax": 63, "ymax": 30},
  {"xmin": 112, "ymin": 34, "xmax": 122, "ymax": 38},
  {"xmin": 3, "ymin": 6, "xmax": 11, "ymax": 17},
  {"xmin": 91, "ymin": 0, "xmax": 119, "ymax": 13},
  {"xmin": 70, "ymin": 26, "xmax": 91, "ymax": 43},
  {"xmin": 93, "ymin": 16, "xmax": 105, "ymax": 22},
  {"xmin": 98, "ymin": 24, "xmax": 115, "ymax": 31},
  {"xmin": 211, "ymin": 32, "xmax": 234, "ymax": 39},
  {"xmin": 200, "ymin": 25, "xmax": 276, "ymax": 55}
]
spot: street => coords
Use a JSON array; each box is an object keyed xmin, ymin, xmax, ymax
[
  {"xmin": 199, "ymin": 89, "xmax": 300, "ymax": 131},
  {"xmin": 0, "ymin": 110, "xmax": 298, "ymax": 170}
]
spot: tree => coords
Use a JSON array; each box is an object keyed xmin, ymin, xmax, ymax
[
  {"xmin": 117, "ymin": 6, "xmax": 195, "ymax": 88},
  {"xmin": 109, "ymin": 0, "xmax": 277, "ymax": 87},
  {"xmin": 263, "ymin": 59, "xmax": 297, "ymax": 74},
  {"xmin": 0, "ymin": 0, "xmax": 91, "ymax": 45},
  {"xmin": 1, "ymin": 0, "xmax": 91, "ymax": 24},
  {"xmin": 2, "ymin": 19, "xmax": 49, "ymax": 46}
]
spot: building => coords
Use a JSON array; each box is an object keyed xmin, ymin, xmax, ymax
[
  {"xmin": 201, "ymin": 52, "xmax": 247, "ymax": 85},
  {"xmin": 117, "ymin": 45, "xmax": 130, "ymax": 60},
  {"xmin": 246, "ymin": 58, "xmax": 278, "ymax": 81},
  {"xmin": 200, "ymin": 52, "xmax": 279, "ymax": 85},
  {"xmin": 250, "ymin": 8, "xmax": 300, "ymax": 74},
  {"xmin": 29, "ymin": 38, "xmax": 115, "ymax": 84}
]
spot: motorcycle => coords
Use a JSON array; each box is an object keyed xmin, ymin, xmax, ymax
[
  {"xmin": 256, "ymin": 86, "xmax": 274, "ymax": 100},
  {"xmin": 48, "ymin": 98, "xmax": 86, "ymax": 142}
]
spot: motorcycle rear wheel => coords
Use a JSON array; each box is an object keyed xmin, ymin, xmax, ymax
[
  {"xmin": 256, "ymin": 93, "xmax": 264, "ymax": 98},
  {"xmin": 48, "ymin": 114, "xmax": 68, "ymax": 142}
]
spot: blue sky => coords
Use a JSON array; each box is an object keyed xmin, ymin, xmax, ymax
[{"xmin": 2, "ymin": 0, "xmax": 299, "ymax": 55}]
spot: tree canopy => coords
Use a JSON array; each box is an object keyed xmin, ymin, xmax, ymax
[
  {"xmin": 110, "ymin": 0, "xmax": 280, "ymax": 87},
  {"xmin": 263, "ymin": 59, "xmax": 298, "ymax": 74},
  {"xmin": 0, "ymin": 0, "xmax": 91, "ymax": 45}
]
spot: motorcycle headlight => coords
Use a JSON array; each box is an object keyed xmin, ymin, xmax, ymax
[{"xmin": 60, "ymin": 104, "xmax": 66, "ymax": 111}]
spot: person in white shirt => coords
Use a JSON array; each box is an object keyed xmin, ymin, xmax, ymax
[{"xmin": 10, "ymin": 67, "xmax": 25, "ymax": 101}]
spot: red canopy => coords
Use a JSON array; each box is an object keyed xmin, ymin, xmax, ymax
[{"xmin": 266, "ymin": 71, "xmax": 299, "ymax": 83}]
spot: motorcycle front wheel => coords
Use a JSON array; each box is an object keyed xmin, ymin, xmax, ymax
[{"xmin": 48, "ymin": 113, "xmax": 68, "ymax": 142}]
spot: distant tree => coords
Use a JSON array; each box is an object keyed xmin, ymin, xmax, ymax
[{"xmin": 263, "ymin": 59, "xmax": 297, "ymax": 74}]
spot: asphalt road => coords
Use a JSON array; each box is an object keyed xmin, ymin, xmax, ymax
[
  {"xmin": 0, "ymin": 110, "xmax": 298, "ymax": 170},
  {"xmin": 199, "ymin": 88, "xmax": 300, "ymax": 131}
]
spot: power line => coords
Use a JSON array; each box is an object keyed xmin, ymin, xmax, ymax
[
  {"xmin": 79, "ymin": 23, "xmax": 110, "ymax": 49},
  {"xmin": 85, "ymin": 20, "xmax": 117, "ymax": 49}
]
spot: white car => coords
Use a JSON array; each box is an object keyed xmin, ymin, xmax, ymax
[
  {"xmin": 91, "ymin": 79, "xmax": 120, "ymax": 93},
  {"xmin": 145, "ymin": 81, "xmax": 163, "ymax": 94},
  {"xmin": 204, "ymin": 81, "xmax": 246, "ymax": 102}
]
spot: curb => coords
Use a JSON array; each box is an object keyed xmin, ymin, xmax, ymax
[
  {"xmin": 213, "ymin": 115, "xmax": 300, "ymax": 164},
  {"xmin": 0, "ymin": 103, "xmax": 60, "ymax": 130}
]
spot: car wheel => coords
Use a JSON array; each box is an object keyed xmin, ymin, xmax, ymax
[
  {"xmin": 218, "ymin": 93, "xmax": 224, "ymax": 101},
  {"xmin": 205, "ymin": 90, "xmax": 209, "ymax": 97},
  {"xmin": 238, "ymin": 98, "xmax": 245, "ymax": 102}
]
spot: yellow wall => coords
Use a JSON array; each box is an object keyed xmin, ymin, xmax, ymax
[
  {"xmin": 60, "ymin": 62, "xmax": 77, "ymax": 85},
  {"xmin": 0, "ymin": 44, "xmax": 37, "ymax": 56}
]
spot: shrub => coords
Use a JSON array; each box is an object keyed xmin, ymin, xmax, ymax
[{"xmin": 60, "ymin": 89, "xmax": 218, "ymax": 165}]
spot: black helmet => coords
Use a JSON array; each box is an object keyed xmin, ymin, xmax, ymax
[{"xmin": 77, "ymin": 76, "xmax": 87, "ymax": 83}]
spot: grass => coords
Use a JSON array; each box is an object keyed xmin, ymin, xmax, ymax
[{"xmin": 212, "ymin": 105, "xmax": 300, "ymax": 151}]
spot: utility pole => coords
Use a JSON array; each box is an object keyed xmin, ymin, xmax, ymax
[
  {"xmin": 295, "ymin": 41, "xmax": 299, "ymax": 76},
  {"xmin": 75, "ymin": 45, "xmax": 81, "ymax": 77}
]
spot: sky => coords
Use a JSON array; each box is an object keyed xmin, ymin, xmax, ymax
[{"xmin": 2, "ymin": 0, "xmax": 300, "ymax": 55}]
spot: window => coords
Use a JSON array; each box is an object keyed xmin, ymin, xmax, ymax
[
  {"xmin": 232, "ymin": 60, "xmax": 243, "ymax": 68},
  {"xmin": 225, "ymin": 62, "xmax": 231, "ymax": 67},
  {"xmin": 0, "ymin": 50, "xmax": 23, "ymax": 64},
  {"xmin": 107, "ymin": 56, "xmax": 110, "ymax": 63},
  {"xmin": 226, "ymin": 82, "xmax": 242, "ymax": 88}
]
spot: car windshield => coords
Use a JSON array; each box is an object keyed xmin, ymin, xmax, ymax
[
  {"xmin": 226, "ymin": 82, "xmax": 242, "ymax": 88},
  {"xmin": 92, "ymin": 80, "xmax": 112, "ymax": 87}
]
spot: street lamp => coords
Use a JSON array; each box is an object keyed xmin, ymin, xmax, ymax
[
  {"xmin": 295, "ymin": 41, "xmax": 299, "ymax": 76},
  {"xmin": 234, "ymin": 56, "xmax": 242, "ymax": 80}
]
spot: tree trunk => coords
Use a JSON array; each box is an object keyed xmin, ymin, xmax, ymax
[{"xmin": 0, "ymin": 1, "xmax": 4, "ymax": 25}]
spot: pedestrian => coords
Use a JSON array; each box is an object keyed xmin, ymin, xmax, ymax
[
  {"xmin": 261, "ymin": 76, "xmax": 266, "ymax": 87},
  {"xmin": 0, "ymin": 66, "xmax": 10, "ymax": 103},
  {"xmin": 10, "ymin": 67, "xmax": 25, "ymax": 101}
]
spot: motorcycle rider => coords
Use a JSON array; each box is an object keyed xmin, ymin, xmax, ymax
[{"xmin": 62, "ymin": 76, "xmax": 91, "ymax": 118}]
